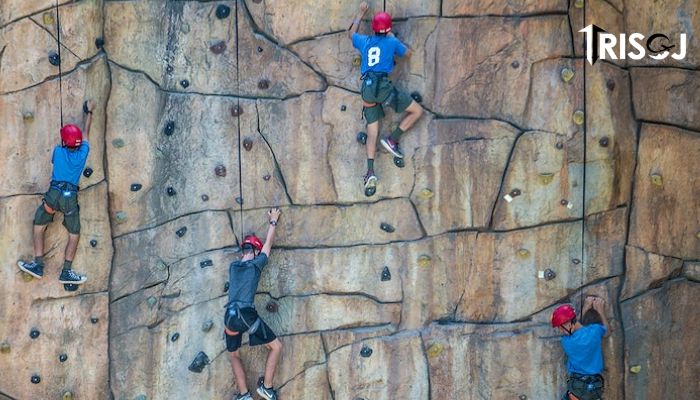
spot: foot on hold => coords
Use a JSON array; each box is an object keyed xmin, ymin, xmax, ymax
[
  {"xmin": 364, "ymin": 171, "xmax": 377, "ymax": 197},
  {"xmin": 234, "ymin": 392, "xmax": 253, "ymax": 400},
  {"xmin": 17, "ymin": 261, "xmax": 43, "ymax": 279},
  {"xmin": 380, "ymin": 137, "xmax": 404, "ymax": 158},
  {"xmin": 257, "ymin": 382, "xmax": 278, "ymax": 400},
  {"xmin": 58, "ymin": 269, "xmax": 87, "ymax": 285}
]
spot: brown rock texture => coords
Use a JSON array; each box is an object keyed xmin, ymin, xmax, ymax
[{"xmin": 1, "ymin": 1, "xmax": 698, "ymax": 399}]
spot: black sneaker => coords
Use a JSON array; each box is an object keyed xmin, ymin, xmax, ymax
[
  {"xmin": 380, "ymin": 137, "xmax": 404, "ymax": 158},
  {"xmin": 18, "ymin": 261, "xmax": 44, "ymax": 278},
  {"xmin": 364, "ymin": 170, "xmax": 377, "ymax": 197},
  {"xmin": 256, "ymin": 383, "xmax": 278, "ymax": 400},
  {"xmin": 58, "ymin": 269, "xmax": 87, "ymax": 284},
  {"xmin": 234, "ymin": 392, "xmax": 252, "ymax": 400}
]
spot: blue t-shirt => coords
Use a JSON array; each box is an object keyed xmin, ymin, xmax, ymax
[
  {"xmin": 51, "ymin": 142, "xmax": 90, "ymax": 186},
  {"xmin": 561, "ymin": 324, "xmax": 607, "ymax": 375},
  {"xmin": 228, "ymin": 253, "xmax": 268, "ymax": 307},
  {"xmin": 352, "ymin": 33, "xmax": 408, "ymax": 75}
]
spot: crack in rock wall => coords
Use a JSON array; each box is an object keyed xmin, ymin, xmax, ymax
[{"xmin": 0, "ymin": 0, "xmax": 698, "ymax": 399}]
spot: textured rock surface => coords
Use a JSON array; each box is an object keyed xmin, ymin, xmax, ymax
[{"xmin": 1, "ymin": 1, "xmax": 698, "ymax": 399}]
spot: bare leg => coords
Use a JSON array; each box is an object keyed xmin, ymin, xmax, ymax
[
  {"xmin": 33, "ymin": 224, "xmax": 48, "ymax": 258},
  {"xmin": 263, "ymin": 339, "xmax": 283, "ymax": 388},
  {"xmin": 398, "ymin": 101, "xmax": 423, "ymax": 132},
  {"xmin": 65, "ymin": 233, "xmax": 80, "ymax": 262},
  {"xmin": 229, "ymin": 350, "xmax": 248, "ymax": 394},
  {"xmin": 366, "ymin": 121, "xmax": 380, "ymax": 161}
]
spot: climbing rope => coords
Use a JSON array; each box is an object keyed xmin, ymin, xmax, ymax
[
  {"xmin": 54, "ymin": 0, "xmax": 64, "ymax": 127},
  {"xmin": 579, "ymin": 2, "xmax": 588, "ymax": 316},
  {"xmin": 234, "ymin": 2, "xmax": 244, "ymax": 243}
]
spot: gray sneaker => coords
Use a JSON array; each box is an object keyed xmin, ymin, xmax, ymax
[
  {"xmin": 257, "ymin": 383, "xmax": 278, "ymax": 400},
  {"xmin": 58, "ymin": 269, "xmax": 87, "ymax": 284},
  {"xmin": 18, "ymin": 260, "xmax": 43, "ymax": 278},
  {"xmin": 234, "ymin": 392, "xmax": 253, "ymax": 400}
]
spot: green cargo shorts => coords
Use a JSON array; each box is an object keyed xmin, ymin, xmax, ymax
[
  {"xmin": 361, "ymin": 76, "xmax": 413, "ymax": 124},
  {"xmin": 34, "ymin": 187, "xmax": 81, "ymax": 234}
]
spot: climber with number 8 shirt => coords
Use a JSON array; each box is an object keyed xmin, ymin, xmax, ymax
[
  {"xmin": 552, "ymin": 295, "xmax": 611, "ymax": 400},
  {"xmin": 17, "ymin": 100, "xmax": 96, "ymax": 286},
  {"xmin": 348, "ymin": 1, "xmax": 424, "ymax": 197}
]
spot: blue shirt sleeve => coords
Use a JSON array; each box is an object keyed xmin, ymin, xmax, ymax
[
  {"xmin": 79, "ymin": 141, "xmax": 90, "ymax": 162},
  {"xmin": 595, "ymin": 324, "xmax": 607, "ymax": 338},
  {"xmin": 352, "ymin": 33, "xmax": 365, "ymax": 50},
  {"xmin": 252, "ymin": 253, "xmax": 269, "ymax": 271},
  {"xmin": 51, "ymin": 146, "xmax": 57, "ymax": 164},
  {"xmin": 393, "ymin": 37, "xmax": 408, "ymax": 57}
]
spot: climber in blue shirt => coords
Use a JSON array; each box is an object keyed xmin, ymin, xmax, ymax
[{"xmin": 552, "ymin": 296, "xmax": 610, "ymax": 400}]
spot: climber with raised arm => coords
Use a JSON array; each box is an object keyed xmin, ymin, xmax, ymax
[
  {"xmin": 551, "ymin": 295, "xmax": 611, "ymax": 400},
  {"xmin": 17, "ymin": 100, "xmax": 96, "ymax": 286},
  {"xmin": 348, "ymin": 1, "xmax": 424, "ymax": 197},
  {"xmin": 225, "ymin": 208, "xmax": 283, "ymax": 400}
]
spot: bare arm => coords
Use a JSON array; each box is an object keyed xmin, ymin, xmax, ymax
[
  {"xmin": 348, "ymin": 2, "xmax": 369, "ymax": 39},
  {"xmin": 83, "ymin": 100, "xmax": 95, "ymax": 141},
  {"xmin": 261, "ymin": 208, "xmax": 281, "ymax": 257}
]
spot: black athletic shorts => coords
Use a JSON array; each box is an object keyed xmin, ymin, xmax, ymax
[{"xmin": 224, "ymin": 307, "xmax": 276, "ymax": 352}]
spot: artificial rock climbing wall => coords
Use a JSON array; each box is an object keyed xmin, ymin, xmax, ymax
[{"xmin": 0, "ymin": 0, "xmax": 698, "ymax": 399}]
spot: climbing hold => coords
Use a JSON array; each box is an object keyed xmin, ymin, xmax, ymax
[
  {"xmin": 215, "ymin": 4, "xmax": 231, "ymax": 19},
  {"xmin": 426, "ymin": 343, "xmax": 444, "ymax": 358},
  {"xmin": 147, "ymin": 296, "xmax": 157, "ymax": 308},
  {"xmin": 210, "ymin": 41, "xmax": 227, "ymax": 54},
  {"xmin": 599, "ymin": 136, "xmax": 609, "ymax": 147},
  {"xmin": 91, "ymin": 316, "xmax": 99, "ymax": 324},
  {"xmin": 356, "ymin": 132, "xmax": 367, "ymax": 145},
  {"xmin": 231, "ymin": 105, "xmax": 242, "ymax": 117},
  {"xmin": 243, "ymin": 138, "xmax": 253, "ymax": 151},
  {"xmin": 164, "ymin": 121, "xmax": 175, "ymax": 136},
  {"xmin": 555, "ymin": 142, "xmax": 564, "ymax": 150},
  {"xmin": 135, "ymin": 395, "xmax": 147, "ymax": 400},
  {"xmin": 166, "ymin": 65, "xmax": 174, "ymax": 74},
  {"xmin": 171, "ymin": 332, "xmax": 180, "ymax": 342},
  {"xmin": 83, "ymin": 167, "xmax": 93, "ymax": 178},
  {"xmin": 180, "ymin": 23, "xmax": 190, "ymax": 34},
  {"xmin": 112, "ymin": 138, "xmax": 125, "ymax": 148},
  {"xmin": 504, "ymin": 188, "xmax": 521, "ymax": 202},
  {"xmin": 115, "ymin": 211, "xmax": 127, "ymax": 224},
  {"xmin": 59, "ymin": 353, "xmax": 68, "ymax": 362},
  {"xmin": 235, "ymin": 197, "xmax": 243, "ymax": 205},
  {"xmin": 201, "ymin": 320, "xmax": 214, "ymax": 332},
  {"xmin": 176, "ymin": 227, "xmax": 187, "ymax": 238},
  {"xmin": 155, "ymin": 260, "xmax": 167, "ymax": 271},
  {"xmin": 31, "ymin": 374, "xmax": 41, "ymax": 384},
  {"xmin": 22, "ymin": 272, "xmax": 34, "ymax": 282},
  {"xmin": 420, "ymin": 188, "xmax": 434, "ymax": 199},
  {"xmin": 64, "ymin": 283, "xmax": 79, "ymax": 292},
  {"xmin": 23, "ymin": 111, "xmax": 34, "ymax": 122},
  {"xmin": 381, "ymin": 266, "xmax": 391, "ymax": 281},
  {"xmin": 263, "ymin": 174, "xmax": 271, "ymax": 181},
  {"xmin": 650, "ymin": 173, "xmax": 663, "ymax": 187},
  {"xmin": 353, "ymin": 56, "xmax": 362, "ymax": 67},
  {"xmin": 257, "ymin": 46, "xmax": 264, "ymax": 53},
  {"xmin": 573, "ymin": 110, "xmax": 585, "ymax": 125},
  {"xmin": 130, "ymin": 183, "xmax": 142, "ymax": 192},
  {"xmin": 574, "ymin": 0, "xmax": 584, "ymax": 8},
  {"xmin": 394, "ymin": 156, "xmax": 405, "ymax": 168},
  {"xmin": 43, "ymin": 12, "xmax": 55, "ymax": 25},
  {"xmin": 199, "ymin": 260, "xmax": 213, "ymax": 268},
  {"xmin": 30, "ymin": 328, "xmax": 40, "ymax": 339},
  {"xmin": 517, "ymin": 249, "xmax": 530, "ymax": 259},
  {"xmin": 538, "ymin": 173, "xmax": 554, "ymax": 185},
  {"xmin": 48, "ymin": 51, "xmax": 61, "ymax": 66},
  {"xmin": 258, "ymin": 79, "xmax": 270, "ymax": 90},
  {"xmin": 544, "ymin": 268, "xmax": 556, "ymax": 281},
  {"xmin": 0, "ymin": 342, "xmax": 10, "ymax": 354},
  {"xmin": 201, "ymin": 194, "xmax": 210, "ymax": 202},
  {"xmin": 266, "ymin": 302, "xmax": 278, "ymax": 313},
  {"xmin": 360, "ymin": 345, "xmax": 373, "ymax": 358},
  {"xmin": 188, "ymin": 351, "xmax": 210, "ymax": 373},
  {"xmin": 180, "ymin": 79, "xmax": 190, "ymax": 88},
  {"xmin": 572, "ymin": 258, "xmax": 581, "ymax": 265},
  {"xmin": 560, "ymin": 199, "xmax": 573, "ymax": 209},
  {"xmin": 380, "ymin": 223, "xmax": 395, "ymax": 233},
  {"xmin": 167, "ymin": 187, "xmax": 177, "ymax": 196},
  {"xmin": 215, "ymin": 165, "xmax": 227, "ymax": 177},
  {"xmin": 252, "ymin": 0, "xmax": 262, "ymax": 3},
  {"xmin": 365, "ymin": 186, "xmax": 376, "ymax": 197},
  {"xmin": 519, "ymin": 395, "xmax": 528, "ymax": 400},
  {"xmin": 630, "ymin": 365, "xmax": 642, "ymax": 374},
  {"xmin": 63, "ymin": 391, "xmax": 73, "ymax": 400},
  {"xmin": 417, "ymin": 255, "xmax": 432, "ymax": 268},
  {"xmin": 606, "ymin": 79, "xmax": 615, "ymax": 91},
  {"xmin": 410, "ymin": 91, "xmax": 423, "ymax": 103},
  {"xmin": 223, "ymin": 282, "xmax": 229, "ymax": 293},
  {"xmin": 90, "ymin": 239, "xmax": 97, "ymax": 247},
  {"xmin": 95, "ymin": 37, "xmax": 105, "ymax": 49},
  {"xmin": 511, "ymin": 60, "xmax": 520, "ymax": 69},
  {"xmin": 561, "ymin": 67, "xmax": 575, "ymax": 83},
  {"xmin": 340, "ymin": 105, "xmax": 347, "ymax": 112}
]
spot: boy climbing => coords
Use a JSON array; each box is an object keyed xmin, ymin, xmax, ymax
[
  {"xmin": 348, "ymin": 1, "xmax": 424, "ymax": 196},
  {"xmin": 551, "ymin": 296, "xmax": 611, "ymax": 400},
  {"xmin": 225, "ymin": 208, "xmax": 283, "ymax": 400},
  {"xmin": 17, "ymin": 100, "xmax": 96, "ymax": 285}
]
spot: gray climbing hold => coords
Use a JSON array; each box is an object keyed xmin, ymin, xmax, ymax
[
  {"xmin": 357, "ymin": 132, "xmax": 367, "ymax": 145},
  {"xmin": 606, "ymin": 79, "xmax": 615, "ymax": 91},
  {"xmin": 201, "ymin": 194, "xmax": 209, "ymax": 202},
  {"xmin": 59, "ymin": 353, "xmax": 68, "ymax": 362},
  {"xmin": 510, "ymin": 189, "xmax": 522, "ymax": 197},
  {"xmin": 544, "ymin": 268, "xmax": 556, "ymax": 281},
  {"xmin": 167, "ymin": 187, "xmax": 177, "ymax": 196},
  {"xmin": 216, "ymin": 4, "xmax": 231, "ymax": 19},
  {"xmin": 511, "ymin": 60, "xmax": 520, "ymax": 68},
  {"xmin": 555, "ymin": 142, "xmax": 564, "ymax": 150},
  {"xmin": 393, "ymin": 156, "xmax": 405, "ymax": 168},
  {"xmin": 360, "ymin": 345, "xmax": 372, "ymax": 358},
  {"xmin": 30, "ymin": 328, "xmax": 40, "ymax": 339},
  {"xmin": 263, "ymin": 174, "xmax": 271, "ymax": 181},
  {"xmin": 560, "ymin": 199, "xmax": 569, "ymax": 206},
  {"xmin": 199, "ymin": 259, "xmax": 213, "ymax": 268},
  {"xmin": 201, "ymin": 320, "xmax": 214, "ymax": 332},
  {"xmin": 340, "ymin": 105, "xmax": 347, "ymax": 112},
  {"xmin": 210, "ymin": 41, "xmax": 226, "ymax": 54},
  {"xmin": 135, "ymin": 395, "xmax": 147, "ymax": 400},
  {"xmin": 180, "ymin": 80, "xmax": 190, "ymax": 89},
  {"xmin": 257, "ymin": 46, "xmax": 263, "ymax": 53},
  {"xmin": 147, "ymin": 296, "xmax": 157, "ymax": 308},
  {"xmin": 90, "ymin": 239, "xmax": 97, "ymax": 247},
  {"xmin": 95, "ymin": 37, "xmax": 104, "ymax": 49},
  {"xmin": 410, "ymin": 91, "xmax": 423, "ymax": 103},
  {"xmin": 130, "ymin": 183, "xmax": 142, "ymax": 192},
  {"xmin": 112, "ymin": 138, "xmax": 125, "ymax": 148},
  {"xmin": 171, "ymin": 333, "xmax": 180, "ymax": 342},
  {"xmin": 599, "ymin": 136, "xmax": 609, "ymax": 147},
  {"xmin": 231, "ymin": 105, "xmax": 242, "ymax": 117},
  {"xmin": 215, "ymin": 165, "xmax": 227, "ymax": 177},
  {"xmin": 266, "ymin": 302, "xmax": 278, "ymax": 313},
  {"xmin": 176, "ymin": 227, "xmax": 187, "ymax": 238},
  {"xmin": 166, "ymin": 65, "xmax": 174, "ymax": 74},
  {"xmin": 381, "ymin": 266, "xmax": 391, "ymax": 281},
  {"xmin": 115, "ymin": 211, "xmax": 127, "ymax": 224},
  {"xmin": 180, "ymin": 23, "xmax": 190, "ymax": 34},
  {"xmin": 31, "ymin": 374, "xmax": 41, "ymax": 384},
  {"xmin": 64, "ymin": 283, "xmax": 79, "ymax": 292},
  {"xmin": 235, "ymin": 197, "xmax": 243, "ymax": 205},
  {"xmin": 188, "ymin": 351, "xmax": 210, "ymax": 373},
  {"xmin": 572, "ymin": 258, "xmax": 581, "ymax": 265},
  {"xmin": 164, "ymin": 121, "xmax": 175, "ymax": 136},
  {"xmin": 91, "ymin": 316, "xmax": 99, "ymax": 324},
  {"xmin": 223, "ymin": 282, "xmax": 229, "ymax": 293},
  {"xmin": 380, "ymin": 223, "xmax": 395, "ymax": 233},
  {"xmin": 243, "ymin": 138, "xmax": 253, "ymax": 151},
  {"xmin": 258, "ymin": 79, "xmax": 270, "ymax": 90},
  {"xmin": 48, "ymin": 51, "xmax": 60, "ymax": 66}
]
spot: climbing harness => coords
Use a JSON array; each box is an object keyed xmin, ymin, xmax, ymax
[
  {"xmin": 223, "ymin": 305, "xmax": 262, "ymax": 336},
  {"xmin": 564, "ymin": 373, "xmax": 604, "ymax": 400}
]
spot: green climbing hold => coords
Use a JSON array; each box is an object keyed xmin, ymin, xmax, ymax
[
  {"xmin": 650, "ymin": 173, "xmax": 663, "ymax": 187},
  {"xmin": 156, "ymin": 260, "xmax": 167, "ymax": 271},
  {"xmin": 23, "ymin": 112, "xmax": 34, "ymax": 122},
  {"xmin": 115, "ymin": 211, "xmax": 127, "ymax": 224},
  {"xmin": 202, "ymin": 320, "xmax": 214, "ymax": 332},
  {"xmin": 63, "ymin": 391, "xmax": 73, "ymax": 400},
  {"xmin": 538, "ymin": 173, "xmax": 554, "ymax": 185},
  {"xmin": 43, "ymin": 12, "xmax": 55, "ymax": 25},
  {"xmin": 0, "ymin": 342, "xmax": 10, "ymax": 354},
  {"xmin": 419, "ymin": 188, "xmax": 434, "ymax": 199},
  {"xmin": 112, "ymin": 138, "xmax": 125, "ymax": 148},
  {"xmin": 427, "ymin": 343, "xmax": 444, "ymax": 358},
  {"xmin": 630, "ymin": 365, "xmax": 642, "ymax": 374},
  {"xmin": 561, "ymin": 67, "xmax": 574, "ymax": 83},
  {"xmin": 180, "ymin": 23, "xmax": 190, "ymax": 34},
  {"xmin": 147, "ymin": 296, "xmax": 157, "ymax": 308},
  {"xmin": 574, "ymin": 0, "xmax": 584, "ymax": 8},
  {"xmin": 573, "ymin": 110, "xmax": 585, "ymax": 126},
  {"xmin": 517, "ymin": 249, "xmax": 530, "ymax": 259},
  {"xmin": 417, "ymin": 255, "xmax": 432, "ymax": 268}
]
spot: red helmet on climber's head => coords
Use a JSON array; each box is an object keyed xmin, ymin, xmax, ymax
[
  {"xmin": 242, "ymin": 234, "xmax": 263, "ymax": 255},
  {"xmin": 551, "ymin": 304, "xmax": 577, "ymax": 328},
  {"xmin": 372, "ymin": 12, "xmax": 392, "ymax": 34},
  {"xmin": 60, "ymin": 124, "xmax": 83, "ymax": 148}
]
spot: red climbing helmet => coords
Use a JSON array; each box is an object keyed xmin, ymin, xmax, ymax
[
  {"xmin": 60, "ymin": 124, "xmax": 83, "ymax": 148},
  {"xmin": 551, "ymin": 304, "xmax": 577, "ymax": 328},
  {"xmin": 372, "ymin": 12, "xmax": 392, "ymax": 33},
  {"xmin": 242, "ymin": 234, "xmax": 263, "ymax": 252}
]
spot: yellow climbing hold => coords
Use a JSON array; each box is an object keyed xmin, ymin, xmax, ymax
[
  {"xmin": 43, "ymin": 12, "xmax": 55, "ymax": 25},
  {"xmin": 573, "ymin": 110, "xmax": 585, "ymax": 125},
  {"xmin": 63, "ymin": 391, "xmax": 73, "ymax": 400},
  {"xmin": 22, "ymin": 272, "xmax": 34, "ymax": 282},
  {"xmin": 426, "ymin": 343, "xmax": 444, "ymax": 358},
  {"xmin": 574, "ymin": 0, "xmax": 584, "ymax": 8},
  {"xmin": 0, "ymin": 342, "xmax": 10, "ymax": 354},
  {"xmin": 420, "ymin": 188, "xmax": 434, "ymax": 199},
  {"xmin": 23, "ymin": 112, "xmax": 34, "ymax": 122},
  {"xmin": 630, "ymin": 365, "xmax": 642, "ymax": 374},
  {"xmin": 538, "ymin": 173, "xmax": 554, "ymax": 185},
  {"xmin": 560, "ymin": 67, "xmax": 574, "ymax": 83},
  {"xmin": 696, "ymin": 231, "xmax": 700, "ymax": 240},
  {"xmin": 417, "ymin": 255, "xmax": 432, "ymax": 268},
  {"xmin": 353, "ymin": 56, "xmax": 362, "ymax": 67},
  {"xmin": 517, "ymin": 249, "xmax": 530, "ymax": 259},
  {"xmin": 650, "ymin": 173, "xmax": 663, "ymax": 187}
]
